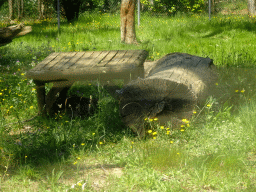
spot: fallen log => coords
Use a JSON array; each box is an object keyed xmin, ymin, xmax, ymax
[
  {"xmin": 117, "ymin": 52, "xmax": 218, "ymax": 136},
  {"xmin": 0, "ymin": 23, "xmax": 32, "ymax": 47}
]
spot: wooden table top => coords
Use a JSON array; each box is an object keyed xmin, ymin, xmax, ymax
[{"xmin": 26, "ymin": 50, "xmax": 148, "ymax": 82}]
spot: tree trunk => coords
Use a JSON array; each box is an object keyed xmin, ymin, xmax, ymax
[
  {"xmin": 17, "ymin": 0, "xmax": 20, "ymax": 20},
  {"xmin": 21, "ymin": 0, "xmax": 23, "ymax": 18},
  {"xmin": 117, "ymin": 53, "xmax": 218, "ymax": 137},
  {"xmin": 0, "ymin": 24, "xmax": 32, "ymax": 47},
  {"xmin": 248, "ymin": 0, "xmax": 256, "ymax": 16},
  {"xmin": 38, "ymin": 0, "xmax": 44, "ymax": 19},
  {"xmin": 120, "ymin": 0, "xmax": 137, "ymax": 44},
  {"xmin": 8, "ymin": 0, "xmax": 13, "ymax": 20}
]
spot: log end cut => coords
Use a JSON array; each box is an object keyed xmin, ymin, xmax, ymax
[{"xmin": 118, "ymin": 52, "xmax": 218, "ymax": 137}]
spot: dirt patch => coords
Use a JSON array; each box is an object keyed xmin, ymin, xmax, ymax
[{"xmin": 60, "ymin": 162, "xmax": 124, "ymax": 191}]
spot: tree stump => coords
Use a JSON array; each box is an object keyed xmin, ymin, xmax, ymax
[
  {"xmin": 117, "ymin": 52, "xmax": 218, "ymax": 136},
  {"xmin": 0, "ymin": 23, "xmax": 32, "ymax": 47}
]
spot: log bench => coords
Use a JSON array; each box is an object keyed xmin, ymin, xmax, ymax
[{"xmin": 26, "ymin": 50, "xmax": 148, "ymax": 116}]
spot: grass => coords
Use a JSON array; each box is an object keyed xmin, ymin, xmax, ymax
[{"xmin": 0, "ymin": 10, "xmax": 256, "ymax": 191}]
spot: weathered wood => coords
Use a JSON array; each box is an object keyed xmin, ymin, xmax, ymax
[
  {"xmin": 0, "ymin": 24, "xmax": 32, "ymax": 47},
  {"xmin": 27, "ymin": 50, "xmax": 148, "ymax": 115},
  {"xmin": 45, "ymin": 81, "xmax": 74, "ymax": 115},
  {"xmin": 34, "ymin": 80, "xmax": 46, "ymax": 116},
  {"xmin": 27, "ymin": 50, "xmax": 148, "ymax": 83},
  {"xmin": 118, "ymin": 52, "xmax": 218, "ymax": 137}
]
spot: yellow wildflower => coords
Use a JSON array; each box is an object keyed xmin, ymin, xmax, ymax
[
  {"xmin": 148, "ymin": 130, "xmax": 152, "ymax": 134},
  {"xmin": 160, "ymin": 126, "xmax": 165, "ymax": 129},
  {"xmin": 170, "ymin": 141, "xmax": 174, "ymax": 144},
  {"xmin": 182, "ymin": 119, "xmax": 189, "ymax": 124},
  {"xmin": 81, "ymin": 143, "xmax": 85, "ymax": 146},
  {"xmin": 180, "ymin": 129, "xmax": 185, "ymax": 132},
  {"xmin": 152, "ymin": 132, "xmax": 157, "ymax": 135}
]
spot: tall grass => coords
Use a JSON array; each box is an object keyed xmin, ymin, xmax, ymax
[{"xmin": 0, "ymin": 11, "xmax": 256, "ymax": 191}]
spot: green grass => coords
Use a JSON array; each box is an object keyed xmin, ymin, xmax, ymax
[{"xmin": 1, "ymin": 11, "xmax": 256, "ymax": 191}]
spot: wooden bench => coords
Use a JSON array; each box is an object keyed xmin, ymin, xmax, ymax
[{"xmin": 26, "ymin": 50, "xmax": 148, "ymax": 116}]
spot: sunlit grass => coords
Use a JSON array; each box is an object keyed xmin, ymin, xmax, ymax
[{"xmin": 0, "ymin": 10, "xmax": 256, "ymax": 191}]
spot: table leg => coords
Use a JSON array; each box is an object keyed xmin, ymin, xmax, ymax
[
  {"xmin": 45, "ymin": 81, "xmax": 74, "ymax": 116},
  {"xmin": 34, "ymin": 80, "xmax": 46, "ymax": 116}
]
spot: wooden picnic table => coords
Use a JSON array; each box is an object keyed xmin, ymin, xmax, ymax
[{"xmin": 26, "ymin": 50, "xmax": 148, "ymax": 116}]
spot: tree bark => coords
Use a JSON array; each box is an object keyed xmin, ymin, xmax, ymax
[
  {"xmin": 120, "ymin": 0, "xmax": 137, "ymax": 44},
  {"xmin": 0, "ymin": 24, "xmax": 32, "ymax": 47},
  {"xmin": 17, "ymin": 0, "xmax": 20, "ymax": 20},
  {"xmin": 248, "ymin": 0, "xmax": 256, "ymax": 17},
  {"xmin": 117, "ymin": 53, "xmax": 218, "ymax": 137},
  {"xmin": 21, "ymin": 0, "xmax": 23, "ymax": 18},
  {"xmin": 8, "ymin": 0, "xmax": 13, "ymax": 20},
  {"xmin": 38, "ymin": 0, "xmax": 45, "ymax": 19}
]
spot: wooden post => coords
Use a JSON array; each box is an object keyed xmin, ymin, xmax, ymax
[
  {"xmin": 34, "ymin": 80, "xmax": 46, "ymax": 116},
  {"xmin": 45, "ymin": 81, "xmax": 74, "ymax": 115}
]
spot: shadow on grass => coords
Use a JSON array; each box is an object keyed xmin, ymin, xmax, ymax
[
  {"xmin": 1, "ymin": 96, "xmax": 131, "ymax": 167},
  {"xmin": 186, "ymin": 17, "xmax": 256, "ymax": 37}
]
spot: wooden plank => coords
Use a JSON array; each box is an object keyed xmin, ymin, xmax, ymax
[
  {"xmin": 90, "ymin": 51, "xmax": 110, "ymax": 68},
  {"xmin": 117, "ymin": 50, "xmax": 138, "ymax": 67},
  {"xmin": 61, "ymin": 52, "xmax": 85, "ymax": 70},
  {"xmin": 97, "ymin": 50, "xmax": 118, "ymax": 67},
  {"xmin": 27, "ymin": 50, "xmax": 149, "ymax": 82},
  {"xmin": 69, "ymin": 51, "xmax": 94, "ymax": 69},
  {"xmin": 124, "ymin": 50, "xmax": 147, "ymax": 67},
  {"xmin": 31, "ymin": 52, "xmax": 59, "ymax": 71},
  {"xmin": 107, "ymin": 50, "xmax": 128, "ymax": 66},
  {"xmin": 51, "ymin": 52, "xmax": 77, "ymax": 70},
  {"xmin": 74, "ymin": 51, "xmax": 103, "ymax": 69},
  {"xmin": 43, "ymin": 52, "xmax": 66, "ymax": 70}
]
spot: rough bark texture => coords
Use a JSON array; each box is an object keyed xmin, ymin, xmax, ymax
[
  {"xmin": 38, "ymin": 0, "xmax": 44, "ymax": 19},
  {"xmin": 0, "ymin": 24, "xmax": 32, "ymax": 47},
  {"xmin": 248, "ymin": 0, "xmax": 256, "ymax": 16},
  {"xmin": 117, "ymin": 53, "xmax": 218, "ymax": 137},
  {"xmin": 120, "ymin": 0, "xmax": 137, "ymax": 44},
  {"xmin": 8, "ymin": 0, "xmax": 13, "ymax": 20}
]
